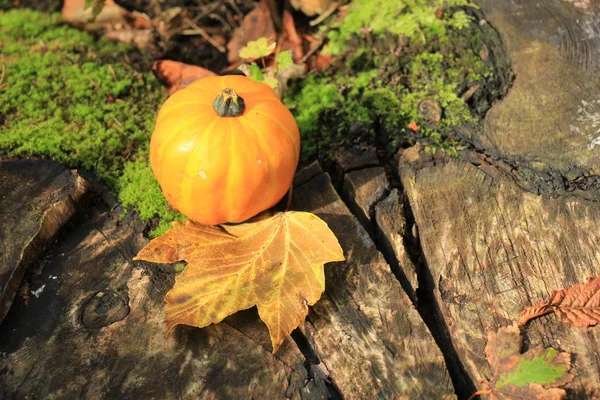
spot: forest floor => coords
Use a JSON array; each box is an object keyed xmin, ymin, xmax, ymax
[{"xmin": 2, "ymin": 1, "xmax": 600, "ymax": 399}]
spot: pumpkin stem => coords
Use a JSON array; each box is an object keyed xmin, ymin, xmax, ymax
[{"xmin": 213, "ymin": 88, "xmax": 246, "ymax": 117}]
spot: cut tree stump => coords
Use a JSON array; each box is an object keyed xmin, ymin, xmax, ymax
[
  {"xmin": 400, "ymin": 149, "xmax": 600, "ymax": 398},
  {"xmin": 293, "ymin": 168, "xmax": 455, "ymax": 399},
  {"xmin": 0, "ymin": 187, "xmax": 327, "ymax": 399},
  {"xmin": 0, "ymin": 160, "xmax": 88, "ymax": 323},
  {"xmin": 0, "ymin": 160, "xmax": 454, "ymax": 399}
]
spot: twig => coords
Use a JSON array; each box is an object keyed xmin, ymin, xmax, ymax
[
  {"xmin": 309, "ymin": 1, "xmax": 339, "ymax": 26},
  {"xmin": 187, "ymin": 1, "xmax": 222, "ymax": 27},
  {"xmin": 227, "ymin": 0, "xmax": 244, "ymax": 20},
  {"xmin": 182, "ymin": 19, "xmax": 226, "ymax": 53},
  {"xmin": 301, "ymin": 31, "xmax": 327, "ymax": 63}
]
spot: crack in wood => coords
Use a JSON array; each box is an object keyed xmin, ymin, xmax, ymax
[{"xmin": 334, "ymin": 164, "xmax": 478, "ymax": 399}]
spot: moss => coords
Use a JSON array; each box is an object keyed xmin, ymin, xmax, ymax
[
  {"xmin": 284, "ymin": 0, "xmax": 492, "ymax": 160},
  {"xmin": 326, "ymin": 0, "xmax": 477, "ymax": 55},
  {"xmin": 117, "ymin": 158, "xmax": 185, "ymax": 237},
  {"xmin": 0, "ymin": 9, "xmax": 180, "ymax": 234}
]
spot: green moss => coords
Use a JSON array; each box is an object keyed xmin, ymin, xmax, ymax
[
  {"xmin": 117, "ymin": 158, "xmax": 185, "ymax": 237},
  {"xmin": 284, "ymin": 0, "xmax": 491, "ymax": 159},
  {"xmin": 0, "ymin": 9, "xmax": 180, "ymax": 234},
  {"xmin": 326, "ymin": 0, "xmax": 476, "ymax": 55}
]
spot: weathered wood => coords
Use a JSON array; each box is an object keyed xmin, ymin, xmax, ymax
[
  {"xmin": 0, "ymin": 160, "xmax": 88, "ymax": 323},
  {"xmin": 293, "ymin": 171, "xmax": 456, "ymax": 399},
  {"xmin": 374, "ymin": 189, "xmax": 419, "ymax": 301},
  {"xmin": 342, "ymin": 167, "xmax": 388, "ymax": 226},
  {"xmin": 471, "ymin": 0, "xmax": 600, "ymax": 176},
  {"xmin": 0, "ymin": 203, "xmax": 326, "ymax": 399},
  {"xmin": 399, "ymin": 149, "xmax": 600, "ymax": 398}
]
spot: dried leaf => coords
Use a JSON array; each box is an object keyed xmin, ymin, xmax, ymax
[
  {"xmin": 227, "ymin": 0, "xmax": 276, "ymax": 65},
  {"xmin": 469, "ymin": 325, "xmax": 574, "ymax": 400},
  {"xmin": 62, "ymin": 0, "xmax": 125, "ymax": 28},
  {"xmin": 280, "ymin": 10, "xmax": 304, "ymax": 64},
  {"xmin": 62, "ymin": 0, "xmax": 154, "ymax": 49},
  {"xmin": 408, "ymin": 121, "xmax": 419, "ymax": 131},
  {"xmin": 519, "ymin": 276, "xmax": 600, "ymax": 327},
  {"xmin": 152, "ymin": 60, "xmax": 216, "ymax": 95},
  {"xmin": 134, "ymin": 212, "xmax": 345, "ymax": 352},
  {"xmin": 290, "ymin": 0, "xmax": 335, "ymax": 16}
]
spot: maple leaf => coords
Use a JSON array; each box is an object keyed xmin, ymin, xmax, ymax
[
  {"xmin": 519, "ymin": 276, "xmax": 600, "ymax": 327},
  {"xmin": 468, "ymin": 325, "xmax": 574, "ymax": 400},
  {"xmin": 134, "ymin": 212, "xmax": 344, "ymax": 352}
]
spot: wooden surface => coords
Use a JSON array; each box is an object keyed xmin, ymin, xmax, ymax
[
  {"xmin": 0, "ymin": 160, "xmax": 88, "ymax": 323},
  {"xmin": 400, "ymin": 149, "xmax": 600, "ymax": 398},
  {"xmin": 293, "ymin": 171, "xmax": 455, "ymax": 399},
  {"xmin": 0, "ymin": 162, "xmax": 454, "ymax": 399},
  {"xmin": 0, "ymin": 179, "xmax": 325, "ymax": 399}
]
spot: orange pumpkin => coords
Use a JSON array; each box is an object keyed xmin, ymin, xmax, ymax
[{"xmin": 150, "ymin": 75, "xmax": 300, "ymax": 225}]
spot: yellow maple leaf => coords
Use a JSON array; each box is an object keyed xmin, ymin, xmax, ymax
[{"xmin": 134, "ymin": 211, "xmax": 344, "ymax": 352}]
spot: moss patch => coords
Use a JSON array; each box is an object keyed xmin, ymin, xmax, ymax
[
  {"xmin": 0, "ymin": 9, "xmax": 179, "ymax": 235},
  {"xmin": 284, "ymin": 0, "xmax": 493, "ymax": 161}
]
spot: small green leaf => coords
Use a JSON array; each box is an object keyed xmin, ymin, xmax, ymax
[
  {"xmin": 496, "ymin": 348, "xmax": 569, "ymax": 389},
  {"xmin": 276, "ymin": 51, "xmax": 294, "ymax": 70},
  {"xmin": 239, "ymin": 37, "xmax": 276, "ymax": 60},
  {"xmin": 248, "ymin": 63, "xmax": 265, "ymax": 82},
  {"xmin": 263, "ymin": 77, "xmax": 279, "ymax": 90}
]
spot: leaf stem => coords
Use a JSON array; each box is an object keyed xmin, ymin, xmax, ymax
[{"xmin": 466, "ymin": 389, "xmax": 492, "ymax": 400}]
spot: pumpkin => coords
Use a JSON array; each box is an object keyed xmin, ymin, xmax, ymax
[{"xmin": 150, "ymin": 75, "xmax": 300, "ymax": 225}]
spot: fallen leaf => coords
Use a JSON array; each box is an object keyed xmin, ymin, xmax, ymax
[
  {"xmin": 290, "ymin": 0, "xmax": 335, "ymax": 16},
  {"xmin": 311, "ymin": 49, "xmax": 333, "ymax": 70},
  {"xmin": 134, "ymin": 212, "xmax": 345, "ymax": 352},
  {"xmin": 408, "ymin": 121, "xmax": 419, "ymax": 131},
  {"xmin": 152, "ymin": 60, "xmax": 216, "ymax": 95},
  {"xmin": 62, "ymin": 0, "xmax": 125, "ymax": 28},
  {"xmin": 62, "ymin": 0, "xmax": 154, "ymax": 49},
  {"xmin": 227, "ymin": 0, "xmax": 276, "ymax": 65},
  {"xmin": 280, "ymin": 10, "xmax": 304, "ymax": 64},
  {"xmin": 468, "ymin": 325, "xmax": 574, "ymax": 400},
  {"xmin": 519, "ymin": 276, "xmax": 600, "ymax": 327}
]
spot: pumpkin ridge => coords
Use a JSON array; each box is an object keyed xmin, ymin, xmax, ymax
[
  {"xmin": 231, "ymin": 117, "xmax": 266, "ymax": 221},
  {"xmin": 154, "ymin": 109, "xmax": 215, "ymax": 174},
  {"xmin": 253, "ymin": 110, "xmax": 300, "ymax": 156},
  {"xmin": 159, "ymin": 100, "xmax": 214, "ymax": 117},
  {"xmin": 241, "ymin": 120, "xmax": 281, "ymax": 213},
  {"xmin": 178, "ymin": 117, "xmax": 221, "ymax": 220}
]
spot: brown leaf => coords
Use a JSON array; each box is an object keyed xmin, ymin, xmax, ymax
[
  {"xmin": 519, "ymin": 276, "xmax": 600, "ymax": 327},
  {"xmin": 312, "ymin": 50, "xmax": 333, "ymax": 70},
  {"xmin": 134, "ymin": 212, "xmax": 345, "ymax": 352},
  {"xmin": 152, "ymin": 60, "xmax": 216, "ymax": 95},
  {"xmin": 279, "ymin": 10, "xmax": 304, "ymax": 64},
  {"xmin": 227, "ymin": 0, "xmax": 276, "ymax": 65},
  {"xmin": 290, "ymin": 0, "xmax": 335, "ymax": 16},
  {"xmin": 62, "ymin": 0, "xmax": 125, "ymax": 28},
  {"xmin": 62, "ymin": 0, "xmax": 155, "ymax": 50},
  {"xmin": 468, "ymin": 325, "xmax": 574, "ymax": 400}
]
